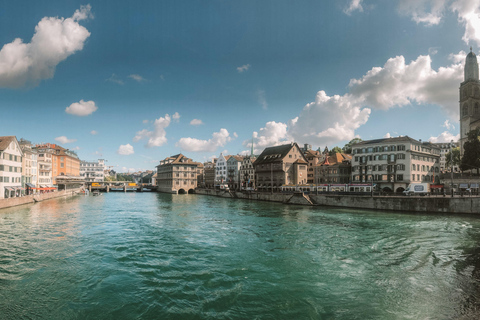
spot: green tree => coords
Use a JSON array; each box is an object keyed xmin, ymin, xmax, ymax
[
  {"xmin": 445, "ymin": 147, "xmax": 460, "ymax": 169},
  {"xmin": 461, "ymin": 128, "xmax": 480, "ymax": 174},
  {"xmin": 342, "ymin": 138, "xmax": 363, "ymax": 154},
  {"xmin": 329, "ymin": 146, "xmax": 343, "ymax": 156}
]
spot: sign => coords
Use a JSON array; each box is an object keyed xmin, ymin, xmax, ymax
[{"xmin": 414, "ymin": 185, "xmax": 424, "ymax": 191}]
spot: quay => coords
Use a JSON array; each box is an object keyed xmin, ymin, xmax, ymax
[
  {"xmin": 194, "ymin": 188, "xmax": 480, "ymax": 215},
  {"xmin": 0, "ymin": 187, "xmax": 83, "ymax": 210},
  {"xmin": 87, "ymin": 181, "xmax": 156, "ymax": 193}
]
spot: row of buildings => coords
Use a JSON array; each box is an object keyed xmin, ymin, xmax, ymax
[
  {"xmin": 0, "ymin": 136, "xmax": 108, "ymax": 199},
  {"xmin": 155, "ymin": 136, "xmax": 458, "ymax": 194}
]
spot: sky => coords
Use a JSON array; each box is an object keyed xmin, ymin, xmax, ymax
[{"xmin": 0, "ymin": 0, "xmax": 478, "ymax": 172}]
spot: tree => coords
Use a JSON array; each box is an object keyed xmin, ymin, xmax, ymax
[
  {"xmin": 445, "ymin": 147, "xmax": 460, "ymax": 169},
  {"xmin": 329, "ymin": 146, "xmax": 343, "ymax": 156},
  {"xmin": 461, "ymin": 128, "xmax": 480, "ymax": 174},
  {"xmin": 342, "ymin": 138, "xmax": 363, "ymax": 154}
]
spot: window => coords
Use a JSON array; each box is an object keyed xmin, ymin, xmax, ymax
[{"xmin": 397, "ymin": 174, "xmax": 403, "ymax": 181}]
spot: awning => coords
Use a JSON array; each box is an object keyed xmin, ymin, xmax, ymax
[
  {"xmin": 470, "ymin": 183, "xmax": 479, "ymax": 188},
  {"xmin": 26, "ymin": 183, "xmax": 35, "ymax": 188},
  {"xmin": 431, "ymin": 185, "xmax": 444, "ymax": 189},
  {"xmin": 4, "ymin": 187, "xmax": 14, "ymax": 191},
  {"xmin": 459, "ymin": 184, "xmax": 469, "ymax": 188},
  {"xmin": 14, "ymin": 187, "xmax": 25, "ymax": 191}
]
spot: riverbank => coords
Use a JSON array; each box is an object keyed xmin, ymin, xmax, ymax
[
  {"xmin": 0, "ymin": 188, "xmax": 82, "ymax": 210},
  {"xmin": 195, "ymin": 188, "xmax": 480, "ymax": 214}
]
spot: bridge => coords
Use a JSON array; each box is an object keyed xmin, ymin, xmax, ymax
[{"xmin": 86, "ymin": 181, "xmax": 157, "ymax": 192}]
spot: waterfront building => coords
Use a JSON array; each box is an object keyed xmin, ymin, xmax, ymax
[
  {"xmin": 196, "ymin": 163, "xmax": 205, "ymax": 188},
  {"xmin": 19, "ymin": 139, "xmax": 38, "ymax": 194},
  {"xmin": 240, "ymin": 156, "xmax": 256, "ymax": 189},
  {"xmin": 34, "ymin": 144, "xmax": 54, "ymax": 187},
  {"xmin": 215, "ymin": 153, "xmax": 230, "ymax": 185},
  {"xmin": 254, "ymin": 142, "xmax": 309, "ymax": 191},
  {"xmin": 460, "ymin": 47, "xmax": 480, "ymax": 156},
  {"xmin": 226, "ymin": 155, "xmax": 244, "ymax": 190},
  {"xmin": 315, "ymin": 153, "xmax": 352, "ymax": 184},
  {"xmin": 203, "ymin": 160, "xmax": 216, "ymax": 189},
  {"xmin": 156, "ymin": 154, "xmax": 200, "ymax": 194},
  {"xmin": 351, "ymin": 136, "xmax": 441, "ymax": 192},
  {"xmin": 433, "ymin": 142, "xmax": 460, "ymax": 172},
  {"xmin": 51, "ymin": 145, "xmax": 80, "ymax": 183},
  {"xmin": 0, "ymin": 136, "xmax": 24, "ymax": 199},
  {"xmin": 301, "ymin": 144, "xmax": 325, "ymax": 184},
  {"xmin": 80, "ymin": 159, "xmax": 106, "ymax": 182}
]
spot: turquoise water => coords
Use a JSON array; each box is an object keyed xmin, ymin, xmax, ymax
[{"xmin": 1, "ymin": 192, "xmax": 480, "ymax": 319}]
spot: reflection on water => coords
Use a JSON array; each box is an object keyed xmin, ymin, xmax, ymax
[{"xmin": 0, "ymin": 192, "xmax": 480, "ymax": 319}]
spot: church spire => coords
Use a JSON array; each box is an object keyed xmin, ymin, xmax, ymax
[{"xmin": 465, "ymin": 47, "xmax": 479, "ymax": 81}]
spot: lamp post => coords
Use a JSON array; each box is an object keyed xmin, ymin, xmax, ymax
[{"xmin": 450, "ymin": 140, "xmax": 454, "ymax": 197}]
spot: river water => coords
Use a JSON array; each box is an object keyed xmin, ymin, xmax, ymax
[{"xmin": 1, "ymin": 192, "xmax": 480, "ymax": 319}]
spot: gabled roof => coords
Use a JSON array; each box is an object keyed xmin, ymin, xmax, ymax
[
  {"xmin": 0, "ymin": 136, "xmax": 17, "ymax": 151},
  {"xmin": 353, "ymin": 136, "xmax": 418, "ymax": 146},
  {"xmin": 321, "ymin": 153, "xmax": 352, "ymax": 166}
]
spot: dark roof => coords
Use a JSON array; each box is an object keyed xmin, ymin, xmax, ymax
[
  {"xmin": 0, "ymin": 136, "xmax": 16, "ymax": 151},
  {"xmin": 353, "ymin": 136, "xmax": 417, "ymax": 146},
  {"xmin": 255, "ymin": 143, "xmax": 307, "ymax": 165}
]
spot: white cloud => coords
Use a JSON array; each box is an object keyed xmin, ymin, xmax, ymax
[
  {"xmin": 233, "ymin": 132, "xmax": 238, "ymax": 138},
  {"xmin": 65, "ymin": 99, "xmax": 98, "ymax": 116},
  {"xmin": 398, "ymin": 0, "xmax": 447, "ymax": 25},
  {"xmin": 237, "ymin": 64, "xmax": 251, "ymax": 73},
  {"xmin": 133, "ymin": 114, "xmax": 172, "ymax": 147},
  {"xmin": 190, "ymin": 119, "xmax": 204, "ymax": 126},
  {"xmin": 142, "ymin": 119, "xmax": 149, "ymax": 124},
  {"xmin": 443, "ymin": 119, "xmax": 455, "ymax": 130},
  {"xmin": 117, "ymin": 144, "xmax": 134, "ymax": 155},
  {"xmin": 243, "ymin": 121, "xmax": 290, "ymax": 154},
  {"xmin": 0, "ymin": 5, "xmax": 91, "ymax": 88},
  {"xmin": 384, "ymin": 133, "xmax": 392, "ymax": 138},
  {"xmin": 106, "ymin": 73, "xmax": 124, "ymax": 85},
  {"xmin": 428, "ymin": 131, "xmax": 460, "ymax": 142},
  {"xmin": 128, "ymin": 74, "xmax": 146, "ymax": 82},
  {"xmin": 72, "ymin": 146, "xmax": 80, "ymax": 150},
  {"xmin": 172, "ymin": 112, "xmax": 180, "ymax": 122},
  {"xmin": 176, "ymin": 128, "xmax": 232, "ymax": 152},
  {"xmin": 55, "ymin": 136, "xmax": 76, "ymax": 144},
  {"xmin": 258, "ymin": 89, "xmax": 268, "ymax": 110},
  {"xmin": 90, "ymin": 130, "xmax": 98, "ymax": 135},
  {"xmin": 344, "ymin": 0, "xmax": 364, "ymax": 15}
]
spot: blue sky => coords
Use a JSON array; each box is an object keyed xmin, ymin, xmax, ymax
[{"xmin": 0, "ymin": 0, "xmax": 477, "ymax": 172}]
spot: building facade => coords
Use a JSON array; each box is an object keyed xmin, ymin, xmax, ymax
[
  {"xmin": 156, "ymin": 154, "xmax": 200, "ymax": 194},
  {"xmin": 226, "ymin": 155, "xmax": 243, "ymax": 190},
  {"xmin": 80, "ymin": 159, "xmax": 106, "ymax": 182},
  {"xmin": 460, "ymin": 47, "xmax": 480, "ymax": 156},
  {"xmin": 19, "ymin": 139, "xmax": 38, "ymax": 193},
  {"xmin": 254, "ymin": 142, "xmax": 309, "ymax": 191},
  {"xmin": 302, "ymin": 144, "xmax": 325, "ymax": 184},
  {"xmin": 433, "ymin": 142, "xmax": 460, "ymax": 172},
  {"xmin": 215, "ymin": 153, "xmax": 230, "ymax": 185},
  {"xmin": 315, "ymin": 153, "xmax": 352, "ymax": 184},
  {"xmin": 239, "ymin": 156, "xmax": 256, "ymax": 189},
  {"xmin": 203, "ymin": 160, "xmax": 216, "ymax": 188},
  {"xmin": 0, "ymin": 136, "xmax": 24, "ymax": 199},
  {"xmin": 35, "ymin": 145, "xmax": 54, "ymax": 187},
  {"xmin": 351, "ymin": 136, "xmax": 441, "ymax": 192}
]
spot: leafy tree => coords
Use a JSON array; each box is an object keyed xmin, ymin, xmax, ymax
[
  {"xmin": 445, "ymin": 147, "xmax": 460, "ymax": 169},
  {"xmin": 329, "ymin": 146, "xmax": 343, "ymax": 156},
  {"xmin": 461, "ymin": 128, "xmax": 480, "ymax": 174},
  {"xmin": 342, "ymin": 138, "xmax": 363, "ymax": 154}
]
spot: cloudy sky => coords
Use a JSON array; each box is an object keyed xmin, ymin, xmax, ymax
[{"xmin": 0, "ymin": 0, "xmax": 477, "ymax": 171}]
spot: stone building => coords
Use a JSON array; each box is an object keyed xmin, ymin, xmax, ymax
[
  {"xmin": 351, "ymin": 136, "xmax": 441, "ymax": 192},
  {"xmin": 460, "ymin": 47, "xmax": 480, "ymax": 155},
  {"xmin": 156, "ymin": 154, "xmax": 200, "ymax": 194},
  {"xmin": 0, "ymin": 136, "xmax": 24, "ymax": 199},
  {"xmin": 203, "ymin": 160, "xmax": 216, "ymax": 189},
  {"xmin": 254, "ymin": 142, "xmax": 308, "ymax": 191},
  {"xmin": 226, "ymin": 155, "xmax": 244, "ymax": 190},
  {"xmin": 315, "ymin": 153, "xmax": 352, "ymax": 184},
  {"xmin": 301, "ymin": 144, "xmax": 325, "ymax": 184}
]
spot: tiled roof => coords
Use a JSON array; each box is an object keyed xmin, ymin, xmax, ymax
[
  {"xmin": 0, "ymin": 136, "xmax": 16, "ymax": 151},
  {"xmin": 255, "ymin": 143, "xmax": 304, "ymax": 165}
]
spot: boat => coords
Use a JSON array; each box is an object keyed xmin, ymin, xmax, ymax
[{"xmin": 92, "ymin": 190, "xmax": 102, "ymax": 196}]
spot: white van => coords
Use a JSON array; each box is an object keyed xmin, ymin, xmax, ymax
[{"xmin": 404, "ymin": 183, "xmax": 430, "ymax": 196}]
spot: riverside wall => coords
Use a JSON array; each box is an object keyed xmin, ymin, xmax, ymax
[
  {"xmin": 194, "ymin": 189, "xmax": 480, "ymax": 214},
  {"xmin": 0, "ymin": 188, "xmax": 82, "ymax": 210}
]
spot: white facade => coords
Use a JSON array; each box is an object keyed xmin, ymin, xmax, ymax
[
  {"xmin": 36, "ymin": 148, "xmax": 53, "ymax": 187},
  {"xmin": 80, "ymin": 159, "xmax": 106, "ymax": 182},
  {"xmin": 0, "ymin": 136, "xmax": 24, "ymax": 199},
  {"xmin": 226, "ymin": 156, "xmax": 243, "ymax": 189},
  {"xmin": 352, "ymin": 136, "xmax": 441, "ymax": 192},
  {"xmin": 215, "ymin": 153, "xmax": 229, "ymax": 184},
  {"xmin": 434, "ymin": 142, "xmax": 459, "ymax": 172}
]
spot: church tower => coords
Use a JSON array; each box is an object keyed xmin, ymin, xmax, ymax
[{"xmin": 459, "ymin": 47, "xmax": 480, "ymax": 156}]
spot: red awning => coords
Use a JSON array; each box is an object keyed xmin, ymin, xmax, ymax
[{"xmin": 430, "ymin": 185, "xmax": 444, "ymax": 189}]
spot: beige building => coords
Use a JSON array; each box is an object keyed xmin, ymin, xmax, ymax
[
  {"xmin": 156, "ymin": 154, "xmax": 200, "ymax": 194},
  {"xmin": 203, "ymin": 160, "xmax": 216, "ymax": 189},
  {"xmin": 254, "ymin": 142, "xmax": 308, "ymax": 191},
  {"xmin": 301, "ymin": 144, "xmax": 325, "ymax": 184},
  {"xmin": 239, "ymin": 156, "xmax": 256, "ymax": 189},
  {"xmin": 19, "ymin": 139, "xmax": 38, "ymax": 194},
  {"xmin": 315, "ymin": 153, "xmax": 352, "ymax": 184},
  {"xmin": 351, "ymin": 136, "xmax": 441, "ymax": 192}
]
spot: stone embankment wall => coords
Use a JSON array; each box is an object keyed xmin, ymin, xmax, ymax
[
  {"xmin": 194, "ymin": 189, "xmax": 480, "ymax": 214},
  {"xmin": 0, "ymin": 188, "xmax": 82, "ymax": 210}
]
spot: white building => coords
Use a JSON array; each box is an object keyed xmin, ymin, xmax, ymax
[
  {"xmin": 226, "ymin": 155, "xmax": 244, "ymax": 190},
  {"xmin": 19, "ymin": 139, "xmax": 38, "ymax": 194},
  {"xmin": 433, "ymin": 142, "xmax": 460, "ymax": 172},
  {"xmin": 80, "ymin": 159, "xmax": 106, "ymax": 182},
  {"xmin": 35, "ymin": 146, "xmax": 53, "ymax": 187},
  {"xmin": 0, "ymin": 136, "xmax": 24, "ymax": 199},
  {"xmin": 215, "ymin": 153, "xmax": 230, "ymax": 185},
  {"xmin": 352, "ymin": 136, "xmax": 441, "ymax": 193}
]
